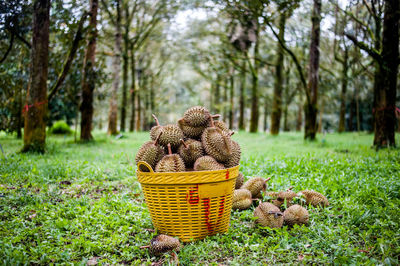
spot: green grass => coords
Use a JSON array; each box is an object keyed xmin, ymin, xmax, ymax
[{"xmin": 0, "ymin": 131, "xmax": 399, "ymax": 265}]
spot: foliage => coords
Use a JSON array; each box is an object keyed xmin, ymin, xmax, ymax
[
  {"xmin": 0, "ymin": 131, "xmax": 399, "ymax": 264},
  {"xmin": 48, "ymin": 120, "xmax": 73, "ymax": 135}
]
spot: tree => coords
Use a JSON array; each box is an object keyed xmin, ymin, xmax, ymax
[
  {"xmin": 21, "ymin": 0, "xmax": 50, "ymax": 153},
  {"xmin": 345, "ymin": 0, "xmax": 399, "ymax": 147},
  {"xmin": 304, "ymin": 0, "xmax": 322, "ymax": 140},
  {"xmin": 270, "ymin": 12, "xmax": 287, "ymax": 135},
  {"xmin": 80, "ymin": 0, "xmax": 98, "ymax": 141}
]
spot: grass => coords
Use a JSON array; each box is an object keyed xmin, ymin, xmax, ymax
[{"xmin": 0, "ymin": 131, "xmax": 399, "ymax": 265}]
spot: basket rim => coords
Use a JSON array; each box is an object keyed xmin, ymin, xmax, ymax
[{"xmin": 136, "ymin": 161, "xmax": 239, "ymax": 185}]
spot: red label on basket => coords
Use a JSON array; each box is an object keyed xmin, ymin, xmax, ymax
[
  {"xmin": 186, "ymin": 185, "xmax": 199, "ymax": 204},
  {"xmin": 203, "ymin": 198, "xmax": 213, "ymax": 232},
  {"xmin": 225, "ymin": 169, "xmax": 229, "ymax": 179},
  {"xmin": 218, "ymin": 196, "xmax": 225, "ymax": 217}
]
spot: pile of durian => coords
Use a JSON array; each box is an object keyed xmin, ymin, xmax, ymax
[
  {"xmin": 135, "ymin": 106, "xmax": 241, "ymax": 172},
  {"xmin": 232, "ymin": 175, "xmax": 329, "ymax": 228}
]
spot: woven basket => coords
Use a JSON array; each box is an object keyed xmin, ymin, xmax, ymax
[{"xmin": 136, "ymin": 161, "xmax": 239, "ymax": 242}]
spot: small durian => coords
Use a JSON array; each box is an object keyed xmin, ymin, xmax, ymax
[
  {"xmin": 141, "ymin": 234, "xmax": 181, "ymax": 256},
  {"xmin": 159, "ymin": 124, "xmax": 184, "ymax": 150},
  {"xmin": 201, "ymin": 117, "xmax": 232, "ymax": 162},
  {"xmin": 232, "ymin": 189, "xmax": 252, "ymax": 210},
  {"xmin": 155, "ymin": 144, "xmax": 185, "ymax": 172},
  {"xmin": 235, "ymin": 172, "xmax": 244, "ymax": 189},
  {"xmin": 283, "ymin": 204, "xmax": 309, "ymax": 226},
  {"xmin": 177, "ymin": 118, "xmax": 205, "ymax": 139},
  {"xmin": 299, "ymin": 190, "xmax": 329, "ymax": 207},
  {"xmin": 241, "ymin": 177, "xmax": 271, "ymax": 198},
  {"xmin": 183, "ymin": 106, "xmax": 211, "ymax": 127},
  {"xmin": 135, "ymin": 132, "xmax": 165, "ymax": 171},
  {"xmin": 224, "ymin": 139, "xmax": 241, "ymax": 168},
  {"xmin": 213, "ymin": 120, "xmax": 230, "ymax": 134},
  {"xmin": 193, "ymin": 156, "xmax": 225, "ymax": 171},
  {"xmin": 269, "ymin": 190, "xmax": 298, "ymax": 208},
  {"xmin": 178, "ymin": 139, "xmax": 204, "ymax": 168},
  {"xmin": 254, "ymin": 202, "xmax": 284, "ymax": 228},
  {"xmin": 150, "ymin": 114, "xmax": 163, "ymax": 141}
]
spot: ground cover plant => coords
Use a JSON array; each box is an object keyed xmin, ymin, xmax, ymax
[{"xmin": 0, "ymin": 132, "xmax": 399, "ymax": 264}]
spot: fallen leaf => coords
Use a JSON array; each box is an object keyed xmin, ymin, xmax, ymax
[{"xmin": 298, "ymin": 254, "xmax": 304, "ymax": 261}]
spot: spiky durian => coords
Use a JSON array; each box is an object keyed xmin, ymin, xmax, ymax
[
  {"xmin": 201, "ymin": 118, "xmax": 232, "ymax": 162},
  {"xmin": 178, "ymin": 139, "xmax": 204, "ymax": 168},
  {"xmin": 235, "ymin": 172, "xmax": 244, "ymax": 189},
  {"xmin": 159, "ymin": 124, "xmax": 184, "ymax": 150},
  {"xmin": 232, "ymin": 189, "xmax": 252, "ymax": 210},
  {"xmin": 177, "ymin": 118, "xmax": 205, "ymax": 139},
  {"xmin": 224, "ymin": 140, "xmax": 241, "ymax": 168},
  {"xmin": 150, "ymin": 114, "xmax": 163, "ymax": 141},
  {"xmin": 254, "ymin": 202, "xmax": 284, "ymax": 228},
  {"xmin": 147, "ymin": 234, "xmax": 181, "ymax": 256},
  {"xmin": 214, "ymin": 120, "xmax": 230, "ymax": 134},
  {"xmin": 135, "ymin": 132, "xmax": 165, "ymax": 171},
  {"xmin": 241, "ymin": 177, "xmax": 270, "ymax": 198},
  {"xmin": 183, "ymin": 106, "xmax": 211, "ymax": 127},
  {"xmin": 283, "ymin": 204, "xmax": 309, "ymax": 226},
  {"xmin": 155, "ymin": 144, "xmax": 185, "ymax": 172},
  {"xmin": 193, "ymin": 156, "xmax": 225, "ymax": 171},
  {"xmin": 268, "ymin": 190, "xmax": 298, "ymax": 208},
  {"xmin": 299, "ymin": 190, "xmax": 329, "ymax": 207}
]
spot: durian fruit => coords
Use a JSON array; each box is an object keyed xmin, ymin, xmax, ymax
[
  {"xmin": 235, "ymin": 172, "xmax": 244, "ymax": 189},
  {"xmin": 299, "ymin": 190, "xmax": 329, "ymax": 207},
  {"xmin": 254, "ymin": 202, "xmax": 284, "ymax": 228},
  {"xmin": 177, "ymin": 118, "xmax": 205, "ymax": 139},
  {"xmin": 241, "ymin": 177, "xmax": 271, "ymax": 198},
  {"xmin": 201, "ymin": 118, "xmax": 232, "ymax": 162},
  {"xmin": 155, "ymin": 144, "xmax": 186, "ymax": 172},
  {"xmin": 150, "ymin": 114, "xmax": 163, "ymax": 141},
  {"xmin": 183, "ymin": 106, "xmax": 211, "ymax": 127},
  {"xmin": 214, "ymin": 120, "xmax": 230, "ymax": 134},
  {"xmin": 224, "ymin": 140, "xmax": 241, "ymax": 168},
  {"xmin": 193, "ymin": 156, "xmax": 225, "ymax": 171},
  {"xmin": 178, "ymin": 139, "xmax": 204, "ymax": 168},
  {"xmin": 232, "ymin": 189, "xmax": 252, "ymax": 210},
  {"xmin": 150, "ymin": 115, "xmax": 184, "ymax": 149},
  {"xmin": 283, "ymin": 204, "xmax": 309, "ymax": 226},
  {"xmin": 269, "ymin": 190, "xmax": 298, "ymax": 208},
  {"xmin": 159, "ymin": 124, "xmax": 184, "ymax": 150},
  {"xmin": 135, "ymin": 132, "xmax": 165, "ymax": 171},
  {"xmin": 141, "ymin": 234, "xmax": 181, "ymax": 256}
]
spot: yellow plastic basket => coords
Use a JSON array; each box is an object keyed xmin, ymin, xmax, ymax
[{"xmin": 136, "ymin": 161, "xmax": 239, "ymax": 242}]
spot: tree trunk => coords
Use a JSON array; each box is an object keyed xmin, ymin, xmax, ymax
[
  {"xmin": 296, "ymin": 100, "xmax": 302, "ymax": 131},
  {"xmin": 120, "ymin": 10, "xmax": 129, "ymax": 132},
  {"xmin": 107, "ymin": 0, "xmax": 121, "ymax": 135},
  {"xmin": 129, "ymin": 49, "xmax": 136, "ymax": 132},
  {"xmin": 22, "ymin": 0, "xmax": 50, "ymax": 153},
  {"xmin": 263, "ymin": 98, "xmax": 268, "ymax": 132},
  {"xmin": 304, "ymin": 0, "xmax": 321, "ymax": 140},
  {"xmin": 373, "ymin": 0, "xmax": 399, "ymax": 147},
  {"xmin": 80, "ymin": 0, "xmax": 98, "ymax": 141},
  {"xmin": 318, "ymin": 98, "xmax": 324, "ymax": 133},
  {"xmin": 238, "ymin": 60, "xmax": 246, "ymax": 130},
  {"xmin": 283, "ymin": 105, "xmax": 289, "ymax": 132},
  {"xmin": 338, "ymin": 49, "xmax": 348, "ymax": 133},
  {"xmin": 249, "ymin": 22, "xmax": 260, "ymax": 133},
  {"xmin": 229, "ymin": 68, "xmax": 234, "ymax": 129},
  {"xmin": 214, "ymin": 73, "xmax": 221, "ymax": 114},
  {"xmin": 223, "ymin": 79, "xmax": 228, "ymax": 123},
  {"xmin": 270, "ymin": 13, "xmax": 286, "ymax": 135}
]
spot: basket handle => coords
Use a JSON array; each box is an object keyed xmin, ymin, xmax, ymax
[{"xmin": 137, "ymin": 161, "xmax": 154, "ymax": 173}]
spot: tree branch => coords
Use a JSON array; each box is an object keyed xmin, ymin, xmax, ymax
[
  {"xmin": 0, "ymin": 32, "xmax": 14, "ymax": 64},
  {"xmin": 48, "ymin": 12, "xmax": 89, "ymax": 101},
  {"xmin": 15, "ymin": 32, "xmax": 31, "ymax": 49},
  {"xmin": 100, "ymin": 0, "xmax": 116, "ymax": 25},
  {"xmin": 344, "ymin": 33, "xmax": 381, "ymax": 63},
  {"xmin": 265, "ymin": 19, "xmax": 310, "ymax": 104}
]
